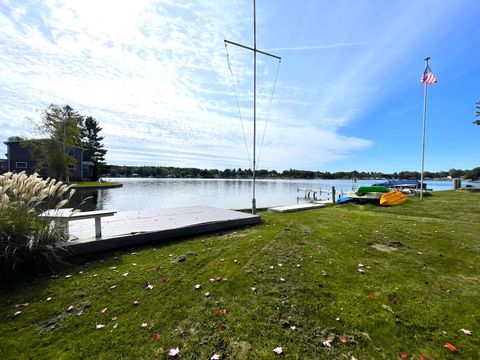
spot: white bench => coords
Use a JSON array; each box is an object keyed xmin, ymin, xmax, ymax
[{"xmin": 40, "ymin": 208, "xmax": 117, "ymax": 239}]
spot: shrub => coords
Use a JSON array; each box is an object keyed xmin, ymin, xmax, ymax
[{"xmin": 0, "ymin": 172, "xmax": 74, "ymax": 276}]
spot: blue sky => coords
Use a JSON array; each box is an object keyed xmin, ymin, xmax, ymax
[{"xmin": 0, "ymin": 0, "xmax": 479, "ymax": 173}]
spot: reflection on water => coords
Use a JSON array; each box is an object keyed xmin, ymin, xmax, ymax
[{"xmin": 67, "ymin": 178, "xmax": 474, "ymax": 212}]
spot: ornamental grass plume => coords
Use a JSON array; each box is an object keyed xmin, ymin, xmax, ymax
[{"xmin": 0, "ymin": 172, "xmax": 74, "ymax": 276}]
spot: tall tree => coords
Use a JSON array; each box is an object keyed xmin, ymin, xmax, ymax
[
  {"xmin": 27, "ymin": 104, "xmax": 84, "ymax": 182},
  {"xmin": 474, "ymin": 100, "xmax": 480, "ymax": 125},
  {"xmin": 81, "ymin": 116, "xmax": 107, "ymax": 180}
]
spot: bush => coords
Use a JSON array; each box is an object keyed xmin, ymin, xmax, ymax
[{"xmin": 0, "ymin": 172, "xmax": 74, "ymax": 276}]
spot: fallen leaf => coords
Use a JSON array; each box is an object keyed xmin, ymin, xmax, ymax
[
  {"xmin": 122, "ymin": 272, "xmax": 128, "ymax": 277},
  {"xmin": 351, "ymin": 357, "xmax": 358, "ymax": 360},
  {"xmin": 204, "ymin": 292, "xmax": 210, "ymax": 297},
  {"xmin": 133, "ymin": 299, "xmax": 140, "ymax": 306},
  {"xmin": 110, "ymin": 285, "xmax": 117, "ymax": 289},
  {"xmin": 211, "ymin": 354, "xmax": 221, "ymax": 360},
  {"xmin": 222, "ymin": 277, "xmax": 228, "ymax": 282},
  {"xmin": 358, "ymin": 268, "xmax": 365, "ymax": 273},
  {"xmin": 46, "ymin": 297, "xmax": 52, "ymax": 301},
  {"xmin": 273, "ymin": 346, "xmax": 283, "ymax": 355},
  {"xmin": 369, "ymin": 293, "xmax": 376, "ymax": 299},
  {"xmin": 444, "ymin": 343, "xmax": 457, "ymax": 352},
  {"xmin": 335, "ymin": 317, "xmax": 340, "ymax": 321},
  {"xmin": 400, "ymin": 352, "xmax": 408, "ymax": 359},
  {"xmin": 382, "ymin": 304, "xmax": 394, "ymax": 313},
  {"xmin": 66, "ymin": 305, "xmax": 74, "ymax": 312},
  {"xmin": 278, "ymin": 263, "xmax": 283, "ymax": 267},
  {"xmin": 322, "ymin": 271, "xmax": 328, "ymax": 277},
  {"xmin": 419, "ymin": 354, "xmax": 425, "ymax": 360},
  {"xmin": 101, "ymin": 307, "xmax": 108, "ymax": 314},
  {"xmin": 251, "ymin": 287, "xmax": 257, "ymax": 292},
  {"xmin": 210, "ymin": 278, "xmax": 216, "ymax": 282},
  {"xmin": 96, "ymin": 324, "xmax": 105, "ymax": 329},
  {"xmin": 111, "ymin": 316, "xmax": 118, "ymax": 321},
  {"xmin": 141, "ymin": 322, "xmax": 148, "ymax": 328},
  {"xmin": 14, "ymin": 310, "xmax": 22, "ymax": 317},
  {"xmin": 234, "ymin": 259, "xmax": 238, "ymax": 264},
  {"xmin": 358, "ymin": 264, "xmax": 365, "ymax": 268},
  {"xmin": 219, "ymin": 323, "xmax": 226, "ymax": 330},
  {"xmin": 220, "ymin": 258, "xmax": 224, "ymax": 262},
  {"xmin": 113, "ymin": 323, "xmax": 118, "ymax": 329},
  {"xmin": 110, "ymin": 267, "xmax": 117, "ymax": 270},
  {"xmin": 132, "ymin": 263, "xmax": 137, "ymax": 266},
  {"xmin": 290, "ymin": 326, "xmax": 296, "ymax": 330},
  {"xmin": 65, "ymin": 275, "xmax": 72, "ymax": 278},
  {"xmin": 152, "ymin": 333, "xmax": 160, "ymax": 341},
  {"xmin": 270, "ymin": 266, "xmax": 274, "ymax": 270},
  {"xmin": 15, "ymin": 303, "xmax": 29, "ymax": 308},
  {"xmin": 146, "ymin": 283, "xmax": 154, "ymax": 290},
  {"xmin": 323, "ymin": 340, "xmax": 331, "ymax": 348},
  {"xmin": 76, "ymin": 310, "xmax": 83, "ymax": 317},
  {"xmin": 280, "ymin": 277, "xmax": 285, "ymax": 282},
  {"xmin": 340, "ymin": 338, "xmax": 348, "ymax": 343},
  {"xmin": 213, "ymin": 310, "xmax": 219, "ymax": 315},
  {"xmin": 222, "ymin": 309, "xmax": 227, "ymax": 315},
  {"xmin": 168, "ymin": 347, "xmax": 180, "ymax": 357},
  {"xmin": 460, "ymin": 328, "xmax": 472, "ymax": 335},
  {"xmin": 194, "ymin": 284, "xmax": 201, "ymax": 290},
  {"xmin": 156, "ymin": 265, "xmax": 161, "ymax": 271}
]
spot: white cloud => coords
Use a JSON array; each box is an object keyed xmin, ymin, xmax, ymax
[{"xmin": 1, "ymin": 0, "xmax": 461, "ymax": 171}]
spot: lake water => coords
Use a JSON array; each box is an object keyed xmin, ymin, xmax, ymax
[{"xmin": 71, "ymin": 177, "xmax": 478, "ymax": 212}]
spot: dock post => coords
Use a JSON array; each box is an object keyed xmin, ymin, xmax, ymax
[{"xmin": 331, "ymin": 186, "xmax": 336, "ymax": 204}]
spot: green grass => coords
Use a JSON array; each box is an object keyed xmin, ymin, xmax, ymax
[
  {"xmin": 71, "ymin": 181, "xmax": 123, "ymax": 188},
  {"xmin": 1, "ymin": 190, "xmax": 479, "ymax": 359}
]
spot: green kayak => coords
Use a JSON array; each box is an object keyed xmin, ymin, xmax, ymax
[{"xmin": 356, "ymin": 186, "xmax": 390, "ymax": 195}]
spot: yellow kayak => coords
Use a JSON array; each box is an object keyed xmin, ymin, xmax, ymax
[{"xmin": 380, "ymin": 191, "xmax": 408, "ymax": 206}]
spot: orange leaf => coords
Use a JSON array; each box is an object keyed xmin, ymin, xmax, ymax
[
  {"xmin": 400, "ymin": 352, "xmax": 408, "ymax": 359},
  {"xmin": 369, "ymin": 293, "xmax": 376, "ymax": 299},
  {"xmin": 340, "ymin": 337, "xmax": 348, "ymax": 343},
  {"xmin": 444, "ymin": 343, "xmax": 457, "ymax": 352},
  {"xmin": 152, "ymin": 333, "xmax": 160, "ymax": 341}
]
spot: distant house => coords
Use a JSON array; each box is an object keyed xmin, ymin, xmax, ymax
[{"xmin": 3, "ymin": 139, "xmax": 94, "ymax": 180}]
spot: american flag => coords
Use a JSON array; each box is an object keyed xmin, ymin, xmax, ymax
[{"xmin": 420, "ymin": 65, "xmax": 437, "ymax": 84}]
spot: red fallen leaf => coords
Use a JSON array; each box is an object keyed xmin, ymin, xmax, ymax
[
  {"xmin": 369, "ymin": 293, "xmax": 376, "ymax": 299},
  {"xmin": 219, "ymin": 323, "xmax": 226, "ymax": 330},
  {"xmin": 444, "ymin": 343, "xmax": 457, "ymax": 352},
  {"xmin": 222, "ymin": 309, "xmax": 228, "ymax": 315},
  {"xmin": 419, "ymin": 354, "xmax": 425, "ymax": 360},
  {"xmin": 400, "ymin": 352, "xmax": 408, "ymax": 359},
  {"xmin": 152, "ymin": 333, "xmax": 160, "ymax": 341},
  {"xmin": 76, "ymin": 310, "xmax": 83, "ymax": 317},
  {"xmin": 340, "ymin": 338, "xmax": 348, "ymax": 343},
  {"xmin": 213, "ymin": 310, "xmax": 219, "ymax": 315}
]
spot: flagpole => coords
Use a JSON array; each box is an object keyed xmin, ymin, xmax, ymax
[{"xmin": 420, "ymin": 56, "xmax": 430, "ymax": 200}]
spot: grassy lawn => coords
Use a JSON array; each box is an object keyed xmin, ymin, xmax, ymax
[
  {"xmin": 71, "ymin": 181, "xmax": 123, "ymax": 188},
  {"xmin": 1, "ymin": 190, "xmax": 479, "ymax": 359}
]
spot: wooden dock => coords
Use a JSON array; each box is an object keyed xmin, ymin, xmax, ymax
[
  {"xmin": 269, "ymin": 203, "xmax": 327, "ymax": 213},
  {"xmin": 62, "ymin": 206, "xmax": 260, "ymax": 256}
]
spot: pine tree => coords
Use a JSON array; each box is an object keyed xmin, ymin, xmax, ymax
[{"xmin": 81, "ymin": 116, "xmax": 107, "ymax": 180}]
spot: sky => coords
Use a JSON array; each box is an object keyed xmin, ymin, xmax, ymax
[{"xmin": 0, "ymin": 0, "xmax": 479, "ymax": 173}]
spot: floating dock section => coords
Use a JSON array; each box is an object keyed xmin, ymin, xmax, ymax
[
  {"xmin": 63, "ymin": 206, "xmax": 260, "ymax": 256},
  {"xmin": 269, "ymin": 203, "xmax": 327, "ymax": 213}
]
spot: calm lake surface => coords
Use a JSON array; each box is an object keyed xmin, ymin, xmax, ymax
[{"xmin": 71, "ymin": 178, "xmax": 478, "ymax": 212}]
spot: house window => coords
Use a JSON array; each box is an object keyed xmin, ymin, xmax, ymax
[{"xmin": 16, "ymin": 162, "xmax": 27, "ymax": 169}]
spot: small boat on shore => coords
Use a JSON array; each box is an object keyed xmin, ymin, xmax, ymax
[{"xmin": 380, "ymin": 191, "xmax": 408, "ymax": 206}]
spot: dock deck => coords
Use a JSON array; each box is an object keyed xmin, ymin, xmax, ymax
[
  {"xmin": 63, "ymin": 206, "xmax": 260, "ymax": 256},
  {"xmin": 269, "ymin": 203, "xmax": 327, "ymax": 213}
]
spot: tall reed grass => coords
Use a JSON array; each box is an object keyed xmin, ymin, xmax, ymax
[{"xmin": 0, "ymin": 172, "xmax": 74, "ymax": 276}]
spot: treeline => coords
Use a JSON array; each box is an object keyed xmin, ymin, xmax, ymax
[{"xmin": 105, "ymin": 165, "xmax": 480, "ymax": 180}]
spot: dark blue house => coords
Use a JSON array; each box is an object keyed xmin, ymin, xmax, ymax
[{"xmin": 3, "ymin": 139, "xmax": 94, "ymax": 180}]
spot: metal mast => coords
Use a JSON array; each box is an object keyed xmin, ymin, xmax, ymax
[{"xmin": 224, "ymin": 0, "xmax": 281, "ymax": 214}]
